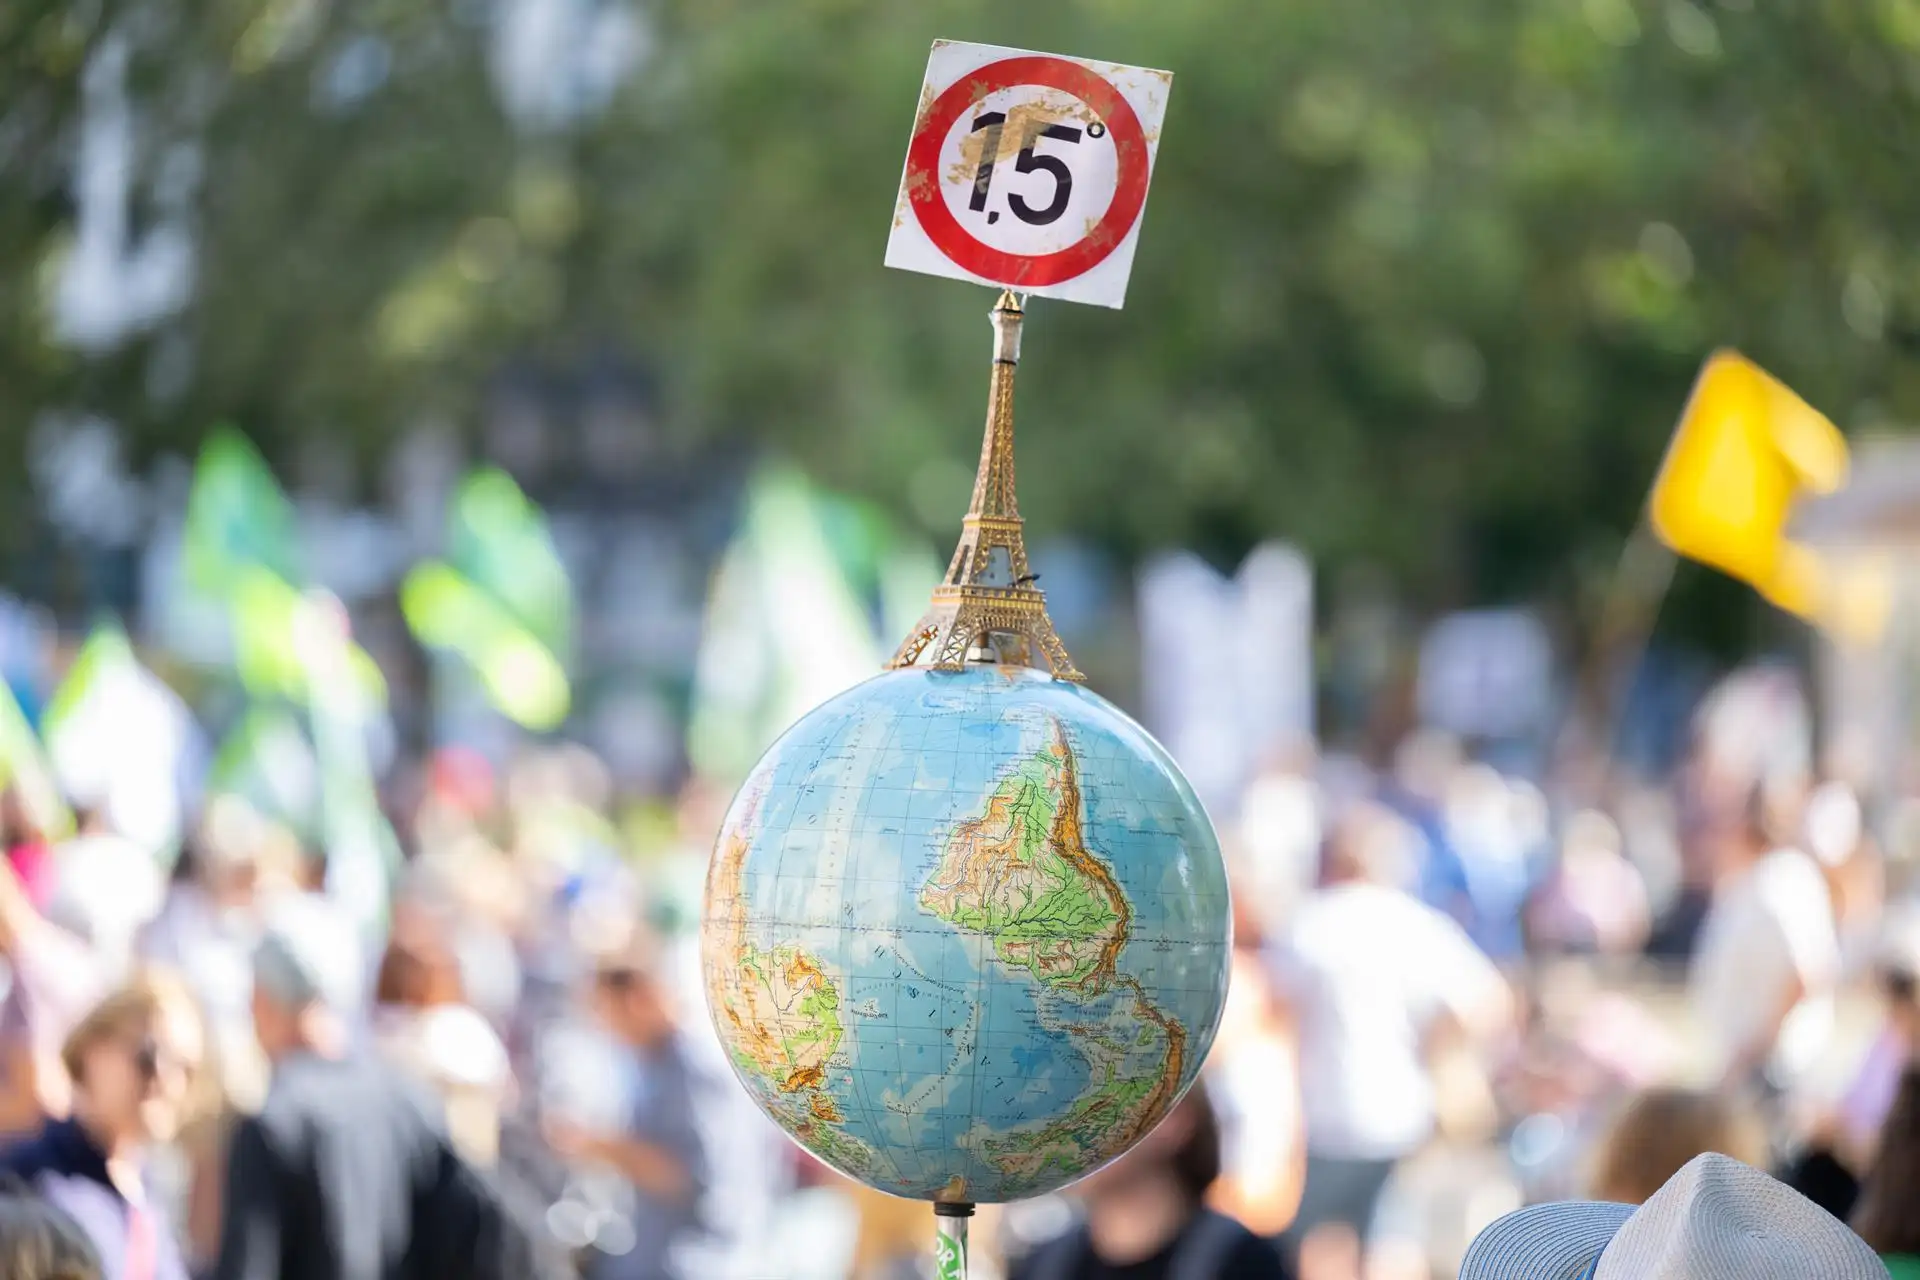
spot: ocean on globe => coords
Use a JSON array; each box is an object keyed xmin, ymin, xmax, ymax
[{"xmin": 701, "ymin": 663, "xmax": 1231, "ymax": 1204}]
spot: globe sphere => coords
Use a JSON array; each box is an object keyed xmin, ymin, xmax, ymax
[{"xmin": 701, "ymin": 663, "xmax": 1231, "ymax": 1203}]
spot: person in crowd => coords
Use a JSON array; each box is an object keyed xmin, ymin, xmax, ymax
[
  {"xmin": 1235, "ymin": 746, "xmax": 1323, "ymax": 928},
  {"xmin": 1688, "ymin": 780, "xmax": 1840, "ymax": 1106},
  {"xmin": 1011, "ymin": 1085, "xmax": 1293, "ymax": 1280},
  {"xmin": 1525, "ymin": 810, "xmax": 1650, "ymax": 956},
  {"xmin": 0, "ymin": 859, "xmax": 110, "ymax": 1136},
  {"xmin": 1852, "ymin": 1066, "xmax": 1920, "ymax": 1277},
  {"xmin": 1377, "ymin": 730, "xmax": 1472, "ymax": 927},
  {"xmin": 1804, "ymin": 780, "xmax": 1884, "ymax": 964},
  {"xmin": 1834, "ymin": 905, "xmax": 1920, "ymax": 1171},
  {"xmin": 1267, "ymin": 801, "xmax": 1512, "ymax": 1273},
  {"xmin": 0, "ymin": 787, "xmax": 56, "ymax": 911},
  {"xmin": 211, "ymin": 895, "xmax": 441, "ymax": 1280},
  {"xmin": 1587, "ymin": 1087, "xmax": 1765, "ymax": 1204},
  {"xmin": 0, "ymin": 973, "xmax": 205, "ymax": 1280},
  {"xmin": 1763, "ymin": 905, "xmax": 1920, "ymax": 1224},
  {"xmin": 0, "ymin": 1180, "xmax": 104, "ymax": 1280},
  {"xmin": 139, "ymin": 800, "xmax": 297, "ymax": 1114},
  {"xmin": 1460, "ymin": 1152, "xmax": 1886, "ymax": 1278},
  {"xmin": 43, "ymin": 805, "xmax": 164, "ymax": 984},
  {"xmin": 542, "ymin": 932, "xmax": 727, "ymax": 1280},
  {"xmin": 1204, "ymin": 891, "xmax": 1303, "ymax": 1239},
  {"xmin": 1439, "ymin": 765, "xmax": 1541, "ymax": 963},
  {"xmin": 370, "ymin": 901, "xmax": 512, "ymax": 1165}
]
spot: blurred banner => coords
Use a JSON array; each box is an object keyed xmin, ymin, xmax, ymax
[
  {"xmin": 403, "ymin": 467, "xmax": 574, "ymax": 732},
  {"xmin": 1137, "ymin": 542, "xmax": 1313, "ymax": 816},
  {"xmin": 42, "ymin": 622, "xmax": 194, "ymax": 857},
  {"xmin": 1417, "ymin": 608, "xmax": 1555, "ymax": 742}
]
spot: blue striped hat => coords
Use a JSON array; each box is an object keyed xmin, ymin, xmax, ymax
[{"xmin": 1459, "ymin": 1153, "xmax": 1889, "ymax": 1280}]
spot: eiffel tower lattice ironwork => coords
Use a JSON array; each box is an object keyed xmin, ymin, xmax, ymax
[{"xmin": 887, "ymin": 292, "xmax": 1085, "ymax": 681}]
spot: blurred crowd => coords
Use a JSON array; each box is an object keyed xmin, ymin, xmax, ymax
[{"xmin": 0, "ymin": 660, "xmax": 1918, "ymax": 1280}]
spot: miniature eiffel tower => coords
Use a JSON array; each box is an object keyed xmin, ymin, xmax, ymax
[{"xmin": 887, "ymin": 292, "xmax": 1085, "ymax": 681}]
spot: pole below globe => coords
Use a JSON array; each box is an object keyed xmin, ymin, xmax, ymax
[{"xmin": 934, "ymin": 1202, "xmax": 972, "ymax": 1280}]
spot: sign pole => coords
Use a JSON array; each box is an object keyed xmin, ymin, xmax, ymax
[{"xmin": 933, "ymin": 1201, "xmax": 974, "ymax": 1280}]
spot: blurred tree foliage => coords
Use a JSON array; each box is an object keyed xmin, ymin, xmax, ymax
[{"xmin": 6, "ymin": 0, "xmax": 1920, "ymax": 640}]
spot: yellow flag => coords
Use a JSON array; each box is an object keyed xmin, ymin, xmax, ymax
[{"xmin": 1649, "ymin": 350, "xmax": 1874, "ymax": 636}]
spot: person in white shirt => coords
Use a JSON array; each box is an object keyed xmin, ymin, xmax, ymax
[
  {"xmin": 1688, "ymin": 782, "xmax": 1839, "ymax": 1104},
  {"xmin": 1266, "ymin": 800, "xmax": 1511, "ymax": 1270}
]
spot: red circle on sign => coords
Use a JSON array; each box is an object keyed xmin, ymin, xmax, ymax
[{"xmin": 906, "ymin": 56, "xmax": 1150, "ymax": 288}]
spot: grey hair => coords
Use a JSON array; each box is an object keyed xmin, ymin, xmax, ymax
[{"xmin": 251, "ymin": 896, "xmax": 363, "ymax": 1014}]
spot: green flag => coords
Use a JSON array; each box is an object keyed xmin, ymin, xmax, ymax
[
  {"xmin": 401, "ymin": 563, "xmax": 569, "ymax": 730},
  {"xmin": 183, "ymin": 429, "xmax": 301, "ymax": 593},
  {"xmin": 445, "ymin": 468, "xmax": 572, "ymax": 659},
  {"xmin": 300, "ymin": 600, "xmax": 404, "ymax": 945},
  {"xmin": 402, "ymin": 467, "xmax": 573, "ymax": 731},
  {"xmin": 180, "ymin": 432, "xmax": 398, "ymax": 935},
  {"xmin": 0, "ymin": 680, "xmax": 67, "ymax": 837},
  {"xmin": 42, "ymin": 623, "xmax": 134, "ymax": 735},
  {"xmin": 207, "ymin": 706, "xmax": 319, "ymax": 839},
  {"xmin": 689, "ymin": 464, "xmax": 928, "ymax": 782},
  {"xmin": 229, "ymin": 568, "xmax": 386, "ymax": 705},
  {"xmin": 182, "ymin": 432, "xmax": 383, "ymax": 705}
]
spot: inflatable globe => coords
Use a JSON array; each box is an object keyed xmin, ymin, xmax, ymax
[{"xmin": 702, "ymin": 663, "xmax": 1231, "ymax": 1203}]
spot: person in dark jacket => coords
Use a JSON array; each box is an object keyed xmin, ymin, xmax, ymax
[
  {"xmin": 0, "ymin": 974, "xmax": 204, "ymax": 1280},
  {"xmin": 214, "ymin": 895, "xmax": 569, "ymax": 1280},
  {"xmin": 212, "ymin": 896, "xmax": 442, "ymax": 1280}
]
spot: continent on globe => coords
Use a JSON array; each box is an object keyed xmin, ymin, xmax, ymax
[
  {"xmin": 980, "ymin": 981, "xmax": 1186, "ymax": 1183},
  {"xmin": 920, "ymin": 721, "xmax": 1129, "ymax": 994},
  {"xmin": 923, "ymin": 721, "xmax": 1189, "ymax": 1183},
  {"xmin": 703, "ymin": 788, "xmax": 881, "ymax": 1178}
]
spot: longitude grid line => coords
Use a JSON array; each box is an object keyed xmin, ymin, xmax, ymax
[
  {"xmin": 844, "ymin": 721, "xmax": 925, "ymax": 1189},
  {"xmin": 893, "ymin": 705, "xmax": 947, "ymax": 1187},
  {"xmin": 837, "ymin": 706, "xmax": 913, "ymax": 1188}
]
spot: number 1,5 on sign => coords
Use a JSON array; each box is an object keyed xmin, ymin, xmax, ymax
[
  {"xmin": 885, "ymin": 40, "xmax": 1172, "ymax": 308},
  {"xmin": 965, "ymin": 113, "xmax": 1108, "ymax": 226}
]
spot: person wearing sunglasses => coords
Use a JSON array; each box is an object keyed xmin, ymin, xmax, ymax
[{"xmin": 0, "ymin": 973, "xmax": 205, "ymax": 1280}]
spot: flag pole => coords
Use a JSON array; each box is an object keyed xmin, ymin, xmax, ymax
[{"xmin": 1568, "ymin": 508, "xmax": 1679, "ymax": 793}]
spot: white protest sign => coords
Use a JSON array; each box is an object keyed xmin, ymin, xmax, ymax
[
  {"xmin": 884, "ymin": 40, "xmax": 1171, "ymax": 309},
  {"xmin": 1137, "ymin": 543, "xmax": 1314, "ymax": 815},
  {"xmin": 1416, "ymin": 608, "xmax": 1554, "ymax": 740}
]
